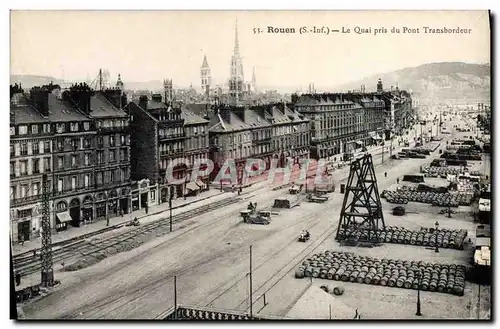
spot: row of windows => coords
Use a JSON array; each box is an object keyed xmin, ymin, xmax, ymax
[
  {"xmin": 95, "ymin": 168, "xmax": 128, "ymax": 185},
  {"xmin": 185, "ymin": 136, "xmax": 208, "ymax": 151},
  {"xmin": 10, "ymin": 122, "xmax": 94, "ymax": 136},
  {"xmin": 10, "ymin": 141, "xmax": 51, "ymax": 157},
  {"xmin": 159, "ymin": 127, "xmax": 184, "ymax": 138},
  {"xmin": 11, "ymin": 157, "xmax": 51, "ymax": 177},
  {"xmin": 159, "ymin": 142, "xmax": 184, "ymax": 155},
  {"xmin": 96, "ymin": 119, "xmax": 128, "ymax": 129}
]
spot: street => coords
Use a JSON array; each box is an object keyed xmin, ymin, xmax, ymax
[{"xmin": 21, "ymin": 120, "xmax": 478, "ymax": 320}]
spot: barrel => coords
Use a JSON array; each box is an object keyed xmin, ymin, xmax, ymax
[
  {"xmin": 437, "ymin": 282, "xmax": 446, "ymax": 292},
  {"xmin": 404, "ymin": 279, "xmax": 413, "ymax": 289},
  {"xmin": 341, "ymin": 272, "xmax": 350, "ymax": 281},
  {"xmin": 350, "ymin": 271, "xmax": 359, "ymax": 282},
  {"xmin": 320, "ymin": 270, "xmax": 327, "ymax": 279},
  {"xmin": 305, "ymin": 267, "xmax": 313, "ymax": 277},
  {"xmin": 333, "ymin": 286, "xmax": 345, "ymax": 296},
  {"xmin": 388, "ymin": 278, "xmax": 396, "ymax": 287},
  {"xmin": 312, "ymin": 269, "xmax": 320, "ymax": 278},
  {"xmin": 295, "ymin": 269, "xmax": 305, "ymax": 279},
  {"xmin": 396, "ymin": 278, "xmax": 405, "ymax": 288},
  {"xmin": 365, "ymin": 274, "xmax": 374, "ymax": 284},
  {"xmin": 380, "ymin": 276, "xmax": 388, "ymax": 286},
  {"xmin": 327, "ymin": 269, "xmax": 336, "ymax": 280},
  {"xmin": 357, "ymin": 272, "xmax": 366, "ymax": 283}
]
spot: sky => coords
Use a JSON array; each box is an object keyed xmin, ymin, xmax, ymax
[{"xmin": 10, "ymin": 10, "xmax": 490, "ymax": 91}]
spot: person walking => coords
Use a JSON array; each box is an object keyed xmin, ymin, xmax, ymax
[{"xmin": 19, "ymin": 235, "xmax": 24, "ymax": 246}]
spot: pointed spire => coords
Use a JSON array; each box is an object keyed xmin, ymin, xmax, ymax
[
  {"xmin": 234, "ymin": 18, "xmax": 240, "ymax": 56},
  {"xmin": 252, "ymin": 66, "xmax": 256, "ymax": 84},
  {"xmin": 201, "ymin": 54, "xmax": 209, "ymax": 68}
]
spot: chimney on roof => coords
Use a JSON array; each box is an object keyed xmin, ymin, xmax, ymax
[
  {"xmin": 151, "ymin": 94, "xmax": 162, "ymax": 103},
  {"xmin": 104, "ymin": 88, "xmax": 127, "ymax": 109},
  {"xmin": 69, "ymin": 83, "xmax": 93, "ymax": 114},
  {"xmin": 218, "ymin": 105, "xmax": 231, "ymax": 124},
  {"xmin": 139, "ymin": 95, "xmax": 148, "ymax": 110},
  {"xmin": 30, "ymin": 87, "xmax": 51, "ymax": 117}
]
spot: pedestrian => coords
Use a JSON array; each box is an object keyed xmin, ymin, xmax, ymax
[
  {"xmin": 145, "ymin": 204, "xmax": 149, "ymax": 215},
  {"xmin": 19, "ymin": 236, "xmax": 24, "ymax": 246},
  {"xmin": 106, "ymin": 217, "xmax": 110, "ymax": 226},
  {"xmin": 232, "ymin": 185, "xmax": 235, "ymax": 193},
  {"xmin": 397, "ymin": 177, "xmax": 400, "ymax": 184},
  {"xmin": 33, "ymin": 249, "xmax": 36, "ymax": 258},
  {"xmin": 238, "ymin": 186, "xmax": 242, "ymax": 195},
  {"xmin": 384, "ymin": 172, "xmax": 387, "ymax": 178}
]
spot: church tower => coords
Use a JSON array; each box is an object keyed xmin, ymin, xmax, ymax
[
  {"xmin": 377, "ymin": 78, "xmax": 383, "ymax": 93},
  {"xmin": 116, "ymin": 73, "xmax": 124, "ymax": 91},
  {"xmin": 228, "ymin": 19, "xmax": 245, "ymax": 105},
  {"xmin": 201, "ymin": 55, "xmax": 212, "ymax": 97},
  {"xmin": 251, "ymin": 66, "xmax": 257, "ymax": 93},
  {"xmin": 163, "ymin": 79, "xmax": 173, "ymax": 105}
]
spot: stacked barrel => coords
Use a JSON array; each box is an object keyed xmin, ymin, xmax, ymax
[
  {"xmin": 295, "ymin": 251, "xmax": 466, "ymax": 296},
  {"xmin": 382, "ymin": 190, "xmax": 473, "ymax": 206},
  {"xmin": 336, "ymin": 226, "xmax": 467, "ymax": 250}
]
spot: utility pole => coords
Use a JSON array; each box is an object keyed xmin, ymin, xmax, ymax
[
  {"xmin": 40, "ymin": 174, "xmax": 54, "ymax": 287},
  {"xmin": 249, "ymin": 245, "xmax": 253, "ymax": 319},
  {"xmin": 169, "ymin": 194, "xmax": 173, "ymax": 232},
  {"xmin": 174, "ymin": 275, "xmax": 178, "ymax": 319}
]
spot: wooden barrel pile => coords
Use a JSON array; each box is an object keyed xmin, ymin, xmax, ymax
[
  {"xmin": 382, "ymin": 190, "xmax": 469, "ymax": 207},
  {"xmin": 337, "ymin": 226, "xmax": 467, "ymax": 250},
  {"xmin": 296, "ymin": 251, "xmax": 466, "ymax": 296}
]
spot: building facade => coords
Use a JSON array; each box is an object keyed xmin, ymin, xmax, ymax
[
  {"xmin": 10, "ymin": 81, "xmax": 131, "ymax": 242},
  {"xmin": 292, "ymin": 80, "xmax": 412, "ymax": 160},
  {"xmin": 126, "ymin": 92, "xmax": 211, "ymax": 207},
  {"xmin": 293, "ymin": 94, "xmax": 367, "ymax": 160},
  {"xmin": 207, "ymin": 102, "xmax": 310, "ymax": 183}
]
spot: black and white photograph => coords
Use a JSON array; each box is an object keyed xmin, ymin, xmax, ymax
[{"xmin": 9, "ymin": 9, "xmax": 491, "ymax": 320}]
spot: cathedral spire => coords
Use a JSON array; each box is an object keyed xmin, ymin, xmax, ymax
[
  {"xmin": 201, "ymin": 54, "xmax": 209, "ymax": 68},
  {"xmin": 234, "ymin": 18, "xmax": 240, "ymax": 56}
]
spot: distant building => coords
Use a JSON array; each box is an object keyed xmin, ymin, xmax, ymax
[
  {"xmin": 200, "ymin": 55, "xmax": 212, "ymax": 98},
  {"xmin": 228, "ymin": 20, "xmax": 246, "ymax": 105},
  {"xmin": 292, "ymin": 79, "xmax": 413, "ymax": 160}
]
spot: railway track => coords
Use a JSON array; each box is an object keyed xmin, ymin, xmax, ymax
[{"xmin": 13, "ymin": 197, "xmax": 241, "ymax": 277}]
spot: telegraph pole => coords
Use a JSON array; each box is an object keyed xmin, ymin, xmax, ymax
[
  {"xmin": 249, "ymin": 245, "xmax": 253, "ymax": 318},
  {"xmin": 40, "ymin": 174, "xmax": 54, "ymax": 287}
]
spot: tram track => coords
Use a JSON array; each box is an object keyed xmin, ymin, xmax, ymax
[{"xmin": 14, "ymin": 197, "xmax": 241, "ymax": 277}]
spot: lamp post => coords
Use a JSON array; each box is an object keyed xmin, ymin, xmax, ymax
[
  {"xmin": 434, "ymin": 221, "xmax": 439, "ymax": 253},
  {"xmin": 416, "ymin": 270, "xmax": 422, "ymax": 316}
]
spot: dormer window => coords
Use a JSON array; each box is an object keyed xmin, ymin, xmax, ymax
[
  {"xmin": 10, "ymin": 126, "xmax": 15, "ymax": 136},
  {"xmin": 31, "ymin": 125, "xmax": 38, "ymax": 134},
  {"xmin": 19, "ymin": 125, "xmax": 27, "ymax": 135},
  {"xmin": 57, "ymin": 123, "xmax": 65, "ymax": 133}
]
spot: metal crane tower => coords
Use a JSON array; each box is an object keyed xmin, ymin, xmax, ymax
[{"xmin": 335, "ymin": 154, "xmax": 385, "ymax": 243}]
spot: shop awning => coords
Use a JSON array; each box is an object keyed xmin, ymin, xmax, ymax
[
  {"xmin": 195, "ymin": 179, "xmax": 204, "ymax": 187},
  {"xmin": 56, "ymin": 212, "xmax": 72, "ymax": 223},
  {"xmin": 356, "ymin": 141, "xmax": 364, "ymax": 146},
  {"xmin": 186, "ymin": 182, "xmax": 200, "ymax": 190}
]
